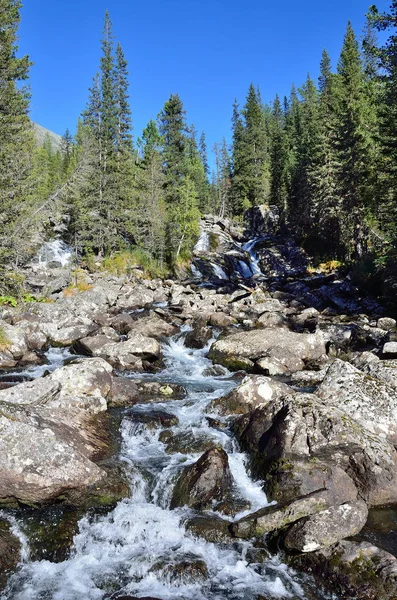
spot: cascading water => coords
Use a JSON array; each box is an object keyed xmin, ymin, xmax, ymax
[
  {"xmin": 210, "ymin": 263, "xmax": 228, "ymax": 280},
  {"xmin": 33, "ymin": 240, "xmax": 72, "ymax": 270},
  {"xmin": 1, "ymin": 331, "xmax": 325, "ymax": 600},
  {"xmin": 242, "ymin": 239, "xmax": 262, "ymax": 276}
]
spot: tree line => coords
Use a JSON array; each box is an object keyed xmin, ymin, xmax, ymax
[{"xmin": 1, "ymin": 1, "xmax": 397, "ymax": 292}]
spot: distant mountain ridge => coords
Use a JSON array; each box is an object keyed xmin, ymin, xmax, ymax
[{"xmin": 33, "ymin": 122, "xmax": 63, "ymax": 152}]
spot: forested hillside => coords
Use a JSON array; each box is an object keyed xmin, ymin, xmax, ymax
[{"xmin": 1, "ymin": 1, "xmax": 397, "ymax": 299}]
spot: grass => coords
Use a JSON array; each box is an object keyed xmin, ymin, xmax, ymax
[{"xmin": 101, "ymin": 249, "xmax": 169, "ymax": 279}]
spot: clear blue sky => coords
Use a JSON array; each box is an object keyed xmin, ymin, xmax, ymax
[{"xmin": 19, "ymin": 0, "xmax": 388, "ymax": 160}]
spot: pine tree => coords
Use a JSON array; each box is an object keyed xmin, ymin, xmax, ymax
[
  {"xmin": 0, "ymin": 0, "xmax": 34, "ymax": 273},
  {"xmin": 370, "ymin": 2, "xmax": 397, "ymax": 242},
  {"xmin": 269, "ymin": 94, "xmax": 289, "ymax": 217},
  {"xmin": 213, "ymin": 138, "xmax": 232, "ymax": 217},
  {"xmin": 158, "ymin": 94, "xmax": 200, "ymax": 263},
  {"xmin": 336, "ymin": 22, "xmax": 374, "ymax": 260},
  {"xmin": 133, "ymin": 120, "xmax": 166, "ymax": 261},
  {"xmin": 289, "ymin": 75, "xmax": 320, "ymax": 238},
  {"xmin": 311, "ymin": 50, "xmax": 341, "ymax": 256},
  {"xmin": 230, "ymin": 99, "xmax": 247, "ymax": 213}
]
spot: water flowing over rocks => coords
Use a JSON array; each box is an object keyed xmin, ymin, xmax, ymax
[{"xmin": 2, "ymin": 215, "xmax": 397, "ymax": 599}]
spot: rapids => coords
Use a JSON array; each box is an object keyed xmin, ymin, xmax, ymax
[{"xmin": 1, "ymin": 331, "xmax": 335, "ymax": 600}]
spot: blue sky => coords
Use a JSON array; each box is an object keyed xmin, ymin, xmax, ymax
[{"xmin": 19, "ymin": 0, "xmax": 388, "ymax": 160}]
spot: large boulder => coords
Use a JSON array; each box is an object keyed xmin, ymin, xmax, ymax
[
  {"xmin": 234, "ymin": 394, "xmax": 397, "ymax": 507},
  {"xmin": 0, "ymin": 404, "xmax": 127, "ymax": 507},
  {"xmin": 0, "ymin": 358, "xmax": 112, "ymax": 413},
  {"xmin": 170, "ymin": 448, "xmax": 232, "ymax": 510},
  {"xmin": 88, "ymin": 334, "xmax": 161, "ymax": 370},
  {"xmin": 128, "ymin": 315, "xmax": 178, "ymax": 339},
  {"xmin": 209, "ymin": 329, "xmax": 326, "ymax": 372},
  {"xmin": 209, "ymin": 375, "xmax": 293, "ymax": 416},
  {"xmin": 317, "ymin": 359, "xmax": 397, "ymax": 439},
  {"xmin": 292, "ymin": 540, "xmax": 397, "ymax": 600},
  {"xmin": 284, "ymin": 500, "xmax": 368, "ymax": 552}
]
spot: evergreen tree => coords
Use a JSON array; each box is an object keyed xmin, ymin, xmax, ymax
[
  {"xmin": 289, "ymin": 75, "xmax": 320, "ymax": 237},
  {"xmin": 230, "ymin": 99, "xmax": 247, "ymax": 213},
  {"xmin": 370, "ymin": 2, "xmax": 397, "ymax": 242},
  {"xmin": 269, "ymin": 94, "xmax": 289, "ymax": 216},
  {"xmin": 0, "ymin": 0, "xmax": 34, "ymax": 273},
  {"xmin": 213, "ymin": 138, "xmax": 232, "ymax": 217},
  {"xmin": 311, "ymin": 50, "xmax": 341, "ymax": 256},
  {"xmin": 158, "ymin": 94, "xmax": 200, "ymax": 262},
  {"xmin": 336, "ymin": 22, "xmax": 374, "ymax": 260}
]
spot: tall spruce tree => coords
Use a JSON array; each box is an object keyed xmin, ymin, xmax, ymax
[
  {"xmin": 311, "ymin": 50, "xmax": 341, "ymax": 256},
  {"xmin": 158, "ymin": 94, "xmax": 200, "ymax": 263},
  {"xmin": 269, "ymin": 94, "xmax": 289, "ymax": 217},
  {"xmin": 0, "ymin": 0, "xmax": 34, "ymax": 275},
  {"xmin": 336, "ymin": 22, "xmax": 374, "ymax": 260}
]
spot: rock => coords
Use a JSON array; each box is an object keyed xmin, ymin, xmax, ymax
[
  {"xmin": 0, "ymin": 320, "xmax": 28, "ymax": 359},
  {"xmin": 292, "ymin": 540, "xmax": 397, "ymax": 600},
  {"xmin": 290, "ymin": 368, "xmax": 328, "ymax": 387},
  {"xmin": 209, "ymin": 312, "xmax": 237, "ymax": 328},
  {"xmin": 127, "ymin": 410, "xmax": 179, "ymax": 429},
  {"xmin": 186, "ymin": 515, "xmax": 233, "ymax": 543},
  {"xmin": 151, "ymin": 558, "xmax": 208, "ymax": 583},
  {"xmin": 257, "ymin": 311, "xmax": 288, "ymax": 328},
  {"xmin": 0, "ymin": 351, "xmax": 17, "ymax": 368},
  {"xmin": 209, "ymin": 329, "xmax": 326, "ymax": 372},
  {"xmin": 244, "ymin": 204, "xmax": 280, "ymax": 234},
  {"xmin": 116, "ymin": 285, "xmax": 157, "ymax": 310},
  {"xmin": 185, "ymin": 321, "xmax": 212, "ymax": 349},
  {"xmin": 256, "ymin": 347, "xmax": 305, "ymax": 376},
  {"xmin": 378, "ymin": 317, "xmax": 396, "ymax": 331},
  {"xmin": 128, "ymin": 314, "xmax": 178, "ymax": 339},
  {"xmin": 0, "ymin": 407, "xmax": 125, "ymax": 507},
  {"xmin": 48, "ymin": 323, "xmax": 98, "ymax": 347},
  {"xmin": 234, "ymin": 393, "xmax": 397, "ymax": 506},
  {"xmin": 382, "ymin": 341, "xmax": 397, "ymax": 358},
  {"xmin": 316, "ymin": 359, "xmax": 397, "ymax": 439},
  {"xmin": 284, "ymin": 500, "xmax": 368, "ymax": 552},
  {"xmin": 0, "ymin": 520, "xmax": 21, "ymax": 589},
  {"xmin": 231, "ymin": 490, "xmax": 340, "ymax": 539},
  {"xmin": 170, "ymin": 448, "xmax": 232, "ymax": 510},
  {"xmin": 209, "ymin": 375, "xmax": 293, "ymax": 416},
  {"xmin": 109, "ymin": 312, "xmax": 134, "ymax": 333},
  {"xmin": 0, "ymin": 358, "xmax": 112, "ymax": 413},
  {"xmin": 361, "ymin": 358, "xmax": 397, "ymax": 391},
  {"xmin": 159, "ymin": 430, "xmax": 216, "ymax": 454},
  {"xmin": 74, "ymin": 334, "xmax": 119, "ymax": 357},
  {"xmin": 93, "ymin": 334, "xmax": 161, "ymax": 370},
  {"xmin": 108, "ymin": 377, "xmax": 185, "ymax": 407}
]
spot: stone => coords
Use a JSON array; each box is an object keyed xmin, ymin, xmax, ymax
[
  {"xmin": 0, "ymin": 358, "xmax": 112, "ymax": 413},
  {"xmin": 186, "ymin": 515, "xmax": 233, "ymax": 544},
  {"xmin": 0, "ymin": 320, "xmax": 28, "ymax": 359},
  {"xmin": 284, "ymin": 500, "xmax": 368, "ymax": 552},
  {"xmin": 0, "ymin": 520, "xmax": 21, "ymax": 589},
  {"xmin": 150, "ymin": 558, "xmax": 208, "ymax": 583},
  {"xmin": 127, "ymin": 410, "xmax": 179, "ymax": 429},
  {"xmin": 209, "ymin": 375, "xmax": 292, "ymax": 416},
  {"xmin": 382, "ymin": 341, "xmax": 397, "ymax": 358},
  {"xmin": 209, "ymin": 329, "xmax": 326, "ymax": 372},
  {"xmin": 256, "ymin": 347, "xmax": 305, "ymax": 376},
  {"xmin": 257, "ymin": 311, "xmax": 288, "ymax": 329},
  {"xmin": 170, "ymin": 448, "xmax": 232, "ymax": 510},
  {"xmin": 316, "ymin": 359, "xmax": 397, "ymax": 439},
  {"xmin": 292, "ymin": 540, "xmax": 397, "ymax": 600},
  {"xmin": 109, "ymin": 312, "xmax": 134, "ymax": 333},
  {"xmin": 234, "ymin": 393, "xmax": 397, "ymax": 507},
  {"xmin": 93, "ymin": 334, "xmax": 161, "ymax": 370},
  {"xmin": 159, "ymin": 430, "xmax": 216, "ymax": 454},
  {"xmin": 185, "ymin": 322, "xmax": 212, "ymax": 349},
  {"xmin": 128, "ymin": 314, "xmax": 178, "ymax": 339},
  {"xmin": 208, "ymin": 312, "xmax": 237, "ymax": 328},
  {"xmin": 108, "ymin": 377, "xmax": 185, "ymax": 408},
  {"xmin": 74, "ymin": 334, "xmax": 118, "ymax": 357},
  {"xmin": 378, "ymin": 317, "xmax": 396, "ymax": 331},
  {"xmin": 48, "ymin": 323, "xmax": 98, "ymax": 347}
]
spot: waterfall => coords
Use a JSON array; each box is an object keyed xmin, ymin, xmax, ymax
[
  {"xmin": 34, "ymin": 240, "xmax": 72, "ymax": 269},
  {"xmin": 242, "ymin": 238, "xmax": 262, "ymax": 276}
]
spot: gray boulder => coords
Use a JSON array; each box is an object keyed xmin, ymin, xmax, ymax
[
  {"xmin": 317, "ymin": 359, "xmax": 397, "ymax": 439},
  {"xmin": 170, "ymin": 448, "xmax": 232, "ymax": 510},
  {"xmin": 284, "ymin": 500, "xmax": 368, "ymax": 552},
  {"xmin": 209, "ymin": 329, "xmax": 326, "ymax": 372}
]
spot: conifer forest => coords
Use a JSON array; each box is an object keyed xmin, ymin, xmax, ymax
[{"xmin": 1, "ymin": 1, "xmax": 397, "ymax": 300}]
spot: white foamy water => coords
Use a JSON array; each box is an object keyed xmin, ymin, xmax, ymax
[
  {"xmin": 2, "ymin": 332, "xmax": 315, "ymax": 600},
  {"xmin": 210, "ymin": 262, "xmax": 228, "ymax": 280},
  {"xmin": 242, "ymin": 238, "xmax": 262, "ymax": 276},
  {"xmin": 34, "ymin": 240, "xmax": 72, "ymax": 269},
  {"xmin": 194, "ymin": 231, "xmax": 210, "ymax": 254}
]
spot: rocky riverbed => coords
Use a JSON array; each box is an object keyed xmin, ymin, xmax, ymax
[{"xmin": 1, "ymin": 211, "xmax": 397, "ymax": 599}]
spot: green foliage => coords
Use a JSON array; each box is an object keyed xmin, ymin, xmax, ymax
[{"xmin": 101, "ymin": 249, "xmax": 168, "ymax": 279}]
